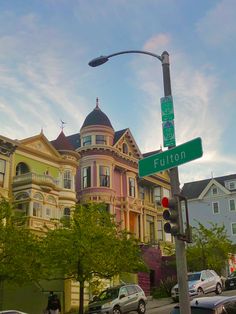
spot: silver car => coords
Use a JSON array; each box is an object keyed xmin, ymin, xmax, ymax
[
  {"xmin": 171, "ymin": 270, "xmax": 222, "ymax": 302},
  {"xmin": 88, "ymin": 284, "xmax": 147, "ymax": 314}
]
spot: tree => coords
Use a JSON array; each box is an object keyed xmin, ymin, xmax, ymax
[
  {"xmin": 43, "ymin": 203, "xmax": 147, "ymax": 314},
  {"xmin": 0, "ymin": 198, "xmax": 44, "ymax": 309},
  {"xmin": 186, "ymin": 222, "xmax": 235, "ymax": 274}
]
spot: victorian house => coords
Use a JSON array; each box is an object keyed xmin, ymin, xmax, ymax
[{"xmin": 1, "ymin": 99, "xmax": 172, "ymax": 313}]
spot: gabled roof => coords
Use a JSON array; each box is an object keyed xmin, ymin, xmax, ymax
[
  {"xmin": 143, "ymin": 149, "xmax": 162, "ymax": 158},
  {"xmin": 182, "ymin": 173, "xmax": 236, "ymax": 200},
  {"xmin": 114, "ymin": 129, "xmax": 128, "ymax": 144},
  {"xmin": 19, "ymin": 132, "xmax": 61, "ymax": 158},
  {"xmin": 51, "ymin": 131, "xmax": 75, "ymax": 151}
]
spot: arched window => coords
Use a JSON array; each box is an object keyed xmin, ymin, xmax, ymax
[
  {"xmin": 14, "ymin": 192, "xmax": 30, "ymax": 215},
  {"xmin": 122, "ymin": 143, "xmax": 128, "ymax": 154},
  {"xmin": 16, "ymin": 162, "xmax": 30, "ymax": 176},
  {"xmin": 33, "ymin": 192, "xmax": 43, "ymax": 217},
  {"xmin": 64, "ymin": 207, "xmax": 71, "ymax": 216}
]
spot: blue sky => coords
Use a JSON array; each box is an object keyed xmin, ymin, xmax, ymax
[{"xmin": 0, "ymin": 0, "xmax": 236, "ymax": 185}]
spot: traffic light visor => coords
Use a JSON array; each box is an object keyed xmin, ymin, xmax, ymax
[{"xmin": 162, "ymin": 197, "xmax": 169, "ymax": 208}]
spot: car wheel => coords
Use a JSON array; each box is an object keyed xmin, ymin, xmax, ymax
[
  {"xmin": 197, "ymin": 287, "xmax": 204, "ymax": 296},
  {"xmin": 113, "ymin": 306, "xmax": 122, "ymax": 314},
  {"xmin": 215, "ymin": 283, "xmax": 222, "ymax": 295},
  {"xmin": 137, "ymin": 300, "xmax": 146, "ymax": 314}
]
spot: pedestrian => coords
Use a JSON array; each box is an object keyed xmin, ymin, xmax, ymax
[{"xmin": 46, "ymin": 292, "xmax": 61, "ymax": 314}]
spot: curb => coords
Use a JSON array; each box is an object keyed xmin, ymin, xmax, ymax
[{"xmin": 146, "ymin": 297, "xmax": 174, "ymax": 309}]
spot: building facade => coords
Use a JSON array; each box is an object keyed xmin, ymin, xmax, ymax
[
  {"xmin": 1, "ymin": 100, "xmax": 173, "ymax": 313},
  {"xmin": 182, "ymin": 174, "xmax": 236, "ymax": 243}
]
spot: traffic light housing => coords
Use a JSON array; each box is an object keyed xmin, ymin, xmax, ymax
[{"xmin": 162, "ymin": 196, "xmax": 180, "ymax": 236}]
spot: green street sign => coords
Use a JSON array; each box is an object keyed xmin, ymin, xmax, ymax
[
  {"xmin": 161, "ymin": 96, "xmax": 174, "ymax": 121},
  {"xmin": 162, "ymin": 120, "xmax": 176, "ymax": 147},
  {"xmin": 139, "ymin": 137, "xmax": 203, "ymax": 177}
]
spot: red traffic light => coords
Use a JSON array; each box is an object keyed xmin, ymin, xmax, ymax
[{"xmin": 161, "ymin": 197, "xmax": 169, "ymax": 208}]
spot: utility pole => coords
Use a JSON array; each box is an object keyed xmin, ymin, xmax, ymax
[
  {"xmin": 89, "ymin": 50, "xmax": 191, "ymax": 314},
  {"xmin": 162, "ymin": 51, "xmax": 190, "ymax": 314}
]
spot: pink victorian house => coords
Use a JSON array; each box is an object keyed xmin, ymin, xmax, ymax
[{"xmin": 52, "ymin": 99, "xmax": 172, "ymax": 294}]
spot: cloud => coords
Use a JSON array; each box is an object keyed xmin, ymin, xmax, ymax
[
  {"xmin": 143, "ymin": 34, "xmax": 170, "ymax": 52},
  {"xmin": 129, "ymin": 34, "xmax": 236, "ymax": 182},
  {"xmin": 196, "ymin": 0, "xmax": 236, "ymax": 46}
]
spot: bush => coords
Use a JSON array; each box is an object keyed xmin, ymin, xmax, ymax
[{"xmin": 151, "ymin": 276, "xmax": 177, "ymax": 299}]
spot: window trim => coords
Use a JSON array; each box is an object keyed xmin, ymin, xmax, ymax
[
  {"xmin": 129, "ymin": 177, "xmax": 136, "ymax": 197},
  {"xmin": 96, "ymin": 134, "xmax": 107, "ymax": 145},
  {"xmin": 212, "ymin": 201, "xmax": 220, "ymax": 214},
  {"xmin": 212, "ymin": 187, "xmax": 218, "ymax": 195},
  {"xmin": 99, "ymin": 165, "xmax": 110, "ymax": 187},
  {"xmin": 63, "ymin": 170, "xmax": 72, "ymax": 189},
  {"xmin": 82, "ymin": 166, "xmax": 91, "ymax": 188},
  {"xmin": 229, "ymin": 199, "xmax": 236, "ymax": 211},
  {"xmin": 231, "ymin": 222, "xmax": 236, "ymax": 235},
  {"xmin": 0, "ymin": 159, "xmax": 6, "ymax": 187},
  {"xmin": 82, "ymin": 135, "xmax": 92, "ymax": 146}
]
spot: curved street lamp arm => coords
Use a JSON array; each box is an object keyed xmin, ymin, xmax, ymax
[{"xmin": 107, "ymin": 50, "xmax": 163, "ymax": 62}]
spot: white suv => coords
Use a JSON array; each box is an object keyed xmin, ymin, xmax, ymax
[{"xmin": 171, "ymin": 270, "xmax": 222, "ymax": 302}]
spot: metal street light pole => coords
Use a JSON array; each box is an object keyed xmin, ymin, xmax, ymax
[{"xmin": 89, "ymin": 50, "xmax": 191, "ymax": 314}]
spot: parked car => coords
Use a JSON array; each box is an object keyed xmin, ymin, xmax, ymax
[
  {"xmin": 88, "ymin": 284, "xmax": 147, "ymax": 314},
  {"xmin": 225, "ymin": 271, "xmax": 236, "ymax": 290},
  {"xmin": 0, "ymin": 311, "xmax": 28, "ymax": 314},
  {"xmin": 171, "ymin": 270, "xmax": 222, "ymax": 302},
  {"xmin": 170, "ymin": 295, "xmax": 236, "ymax": 313}
]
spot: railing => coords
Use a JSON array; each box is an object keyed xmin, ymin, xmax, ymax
[{"xmin": 13, "ymin": 172, "xmax": 60, "ymax": 188}]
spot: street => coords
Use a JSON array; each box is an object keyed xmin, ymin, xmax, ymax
[{"xmin": 147, "ymin": 289, "xmax": 236, "ymax": 314}]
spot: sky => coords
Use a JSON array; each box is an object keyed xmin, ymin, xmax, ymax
[{"xmin": 0, "ymin": 0, "xmax": 236, "ymax": 186}]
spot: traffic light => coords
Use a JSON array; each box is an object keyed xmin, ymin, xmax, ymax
[{"xmin": 162, "ymin": 196, "xmax": 180, "ymax": 236}]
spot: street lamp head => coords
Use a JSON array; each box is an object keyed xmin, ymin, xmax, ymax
[{"xmin": 88, "ymin": 56, "xmax": 109, "ymax": 67}]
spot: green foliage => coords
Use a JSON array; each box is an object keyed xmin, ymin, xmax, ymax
[
  {"xmin": 151, "ymin": 276, "xmax": 177, "ymax": 298},
  {"xmin": 0, "ymin": 198, "xmax": 44, "ymax": 286},
  {"xmin": 186, "ymin": 222, "xmax": 234, "ymax": 274},
  {"xmin": 43, "ymin": 203, "xmax": 147, "ymax": 314}
]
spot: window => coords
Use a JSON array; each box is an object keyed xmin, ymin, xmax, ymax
[
  {"xmin": 46, "ymin": 208, "xmax": 51, "ymax": 216},
  {"xmin": 212, "ymin": 187, "xmax": 218, "ymax": 195},
  {"xmin": 157, "ymin": 220, "xmax": 163, "ymax": 241},
  {"xmin": 16, "ymin": 162, "xmax": 29, "ymax": 175},
  {"xmin": 212, "ymin": 202, "xmax": 219, "ymax": 214},
  {"xmin": 139, "ymin": 186, "xmax": 145, "ymax": 200},
  {"xmin": 82, "ymin": 135, "xmax": 92, "ymax": 146},
  {"xmin": 230, "ymin": 199, "xmax": 236, "ymax": 211},
  {"xmin": 163, "ymin": 188, "xmax": 170, "ymax": 198},
  {"xmin": 129, "ymin": 177, "xmax": 135, "ymax": 197},
  {"xmin": 232, "ymin": 223, "xmax": 236, "ymax": 235},
  {"xmin": 229, "ymin": 181, "xmax": 236, "ymax": 190},
  {"xmin": 33, "ymin": 202, "xmax": 42, "ymax": 217},
  {"xmin": 64, "ymin": 208, "xmax": 71, "ymax": 216},
  {"xmin": 99, "ymin": 166, "xmax": 110, "ymax": 187},
  {"xmin": 146, "ymin": 215, "xmax": 155, "ymax": 243},
  {"xmin": 96, "ymin": 135, "xmax": 106, "ymax": 145},
  {"xmin": 154, "ymin": 186, "xmax": 161, "ymax": 204},
  {"xmin": 83, "ymin": 166, "xmax": 91, "ymax": 188},
  {"xmin": 64, "ymin": 170, "xmax": 72, "ymax": 189},
  {"xmin": 0, "ymin": 159, "xmax": 6, "ymax": 187},
  {"xmin": 15, "ymin": 192, "xmax": 30, "ymax": 215},
  {"xmin": 122, "ymin": 143, "xmax": 128, "ymax": 154}
]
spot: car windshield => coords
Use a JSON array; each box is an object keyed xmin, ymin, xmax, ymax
[
  {"xmin": 171, "ymin": 308, "xmax": 214, "ymax": 314},
  {"xmin": 188, "ymin": 273, "xmax": 201, "ymax": 281},
  {"xmin": 228, "ymin": 272, "xmax": 236, "ymax": 278},
  {"xmin": 98, "ymin": 288, "xmax": 119, "ymax": 301}
]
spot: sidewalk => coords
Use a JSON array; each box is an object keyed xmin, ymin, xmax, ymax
[{"xmin": 146, "ymin": 296, "xmax": 174, "ymax": 309}]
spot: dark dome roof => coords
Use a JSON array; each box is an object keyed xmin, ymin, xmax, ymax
[{"xmin": 81, "ymin": 99, "xmax": 113, "ymax": 130}]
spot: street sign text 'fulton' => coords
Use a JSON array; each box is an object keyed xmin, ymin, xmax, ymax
[{"xmin": 138, "ymin": 137, "xmax": 203, "ymax": 177}]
